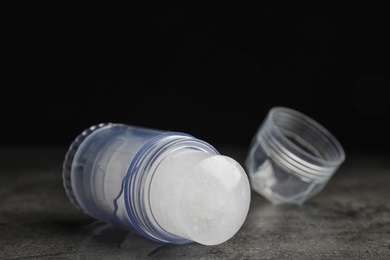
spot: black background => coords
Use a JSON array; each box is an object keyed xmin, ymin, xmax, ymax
[{"xmin": 3, "ymin": 1, "xmax": 389, "ymax": 155}]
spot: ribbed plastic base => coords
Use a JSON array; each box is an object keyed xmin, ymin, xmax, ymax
[{"xmin": 62, "ymin": 123, "xmax": 111, "ymax": 211}]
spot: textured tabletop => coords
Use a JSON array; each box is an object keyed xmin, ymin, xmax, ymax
[{"xmin": 1, "ymin": 146, "xmax": 389, "ymax": 259}]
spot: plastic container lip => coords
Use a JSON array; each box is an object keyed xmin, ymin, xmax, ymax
[
  {"xmin": 267, "ymin": 106, "xmax": 346, "ymax": 168},
  {"xmin": 122, "ymin": 132, "xmax": 220, "ymax": 244}
]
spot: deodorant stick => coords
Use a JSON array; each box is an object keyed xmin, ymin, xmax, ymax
[{"xmin": 62, "ymin": 123, "xmax": 251, "ymax": 245}]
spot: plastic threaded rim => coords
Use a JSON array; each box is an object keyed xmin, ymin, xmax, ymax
[{"xmin": 62, "ymin": 123, "xmax": 112, "ymax": 211}]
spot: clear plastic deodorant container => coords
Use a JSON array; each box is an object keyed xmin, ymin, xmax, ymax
[{"xmin": 62, "ymin": 123, "xmax": 251, "ymax": 245}]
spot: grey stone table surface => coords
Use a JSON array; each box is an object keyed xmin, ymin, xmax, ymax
[{"xmin": 0, "ymin": 146, "xmax": 389, "ymax": 259}]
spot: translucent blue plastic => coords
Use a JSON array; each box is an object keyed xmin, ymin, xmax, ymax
[{"xmin": 63, "ymin": 123, "xmax": 251, "ymax": 245}]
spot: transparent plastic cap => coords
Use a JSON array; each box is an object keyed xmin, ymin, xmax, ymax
[{"xmin": 245, "ymin": 107, "xmax": 346, "ymax": 205}]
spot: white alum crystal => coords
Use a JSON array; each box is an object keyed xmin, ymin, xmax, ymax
[{"xmin": 150, "ymin": 149, "xmax": 251, "ymax": 245}]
